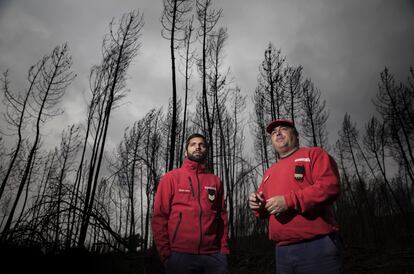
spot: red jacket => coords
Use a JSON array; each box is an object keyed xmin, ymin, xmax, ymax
[
  {"xmin": 151, "ymin": 159, "xmax": 229, "ymax": 261},
  {"xmin": 254, "ymin": 147, "xmax": 340, "ymax": 245}
]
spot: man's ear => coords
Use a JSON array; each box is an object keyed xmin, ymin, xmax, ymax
[{"xmin": 184, "ymin": 150, "xmax": 188, "ymax": 158}]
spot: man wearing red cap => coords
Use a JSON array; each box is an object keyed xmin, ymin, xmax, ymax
[{"xmin": 249, "ymin": 119, "xmax": 343, "ymax": 274}]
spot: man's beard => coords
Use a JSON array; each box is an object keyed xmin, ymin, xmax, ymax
[{"xmin": 187, "ymin": 152, "xmax": 207, "ymax": 163}]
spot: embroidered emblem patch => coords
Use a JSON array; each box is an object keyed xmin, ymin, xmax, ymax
[
  {"xmin": 208, "ymin": 188, "xmax": 216, "ymax": 202},
  {"xmin": 294, "ymin": 165, "xmax": 305, "ymax": 181}
]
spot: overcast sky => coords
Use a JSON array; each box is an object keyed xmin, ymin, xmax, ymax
[{"xmin": 1, "ymin": 0, "xmax": 413, "ymax": 153}]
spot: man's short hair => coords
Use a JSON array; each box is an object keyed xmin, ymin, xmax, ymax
[{"xmin": 185, "ymin": 133, "xmax": 208, "ymax": 150}]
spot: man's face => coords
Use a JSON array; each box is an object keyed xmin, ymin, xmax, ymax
[
  {"xmin": 270, "ymin": 125, "xmax": 298, "ymax": 156},
  {"xmin": 185, "ymin": 137, "xmax": 207, "ymax": 162}
]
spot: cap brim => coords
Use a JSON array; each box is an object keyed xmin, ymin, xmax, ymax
[{"xmin": 266, "ymin": 120, "xmax": 295, "ymax": 134}]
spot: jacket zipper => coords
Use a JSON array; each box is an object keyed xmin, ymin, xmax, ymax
[
  {"xmin": 188, "ymin": 177, "xmax": 195, "ymax": 197},
  {"xmin": 196, "ymin": 163, "xmax": 203, "ymax": 254},
  {"xmin": 172, "ymin": 212, "xmax": 182, "ymax": 243}
]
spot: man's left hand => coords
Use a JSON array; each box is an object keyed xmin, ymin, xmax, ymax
[{"xmin": 265, "ymin": 195, "xmax": 287, "ymax": 215}]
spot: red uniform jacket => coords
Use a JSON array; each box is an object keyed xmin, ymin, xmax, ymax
[
  {"xmin": 152, "ymin": 159, "xmax": 230, "ymax": 261},
  {"xmin": 254, "ymin": 147, "xmax": 340, "ymax": 246}
]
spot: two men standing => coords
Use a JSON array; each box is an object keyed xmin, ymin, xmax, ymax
[{"xmin": 152, "ymin": 118, "xmax": 342, "ymax": 274}]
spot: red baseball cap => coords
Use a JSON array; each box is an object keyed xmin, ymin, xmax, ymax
[{"xmin": 266, "ymin": 119, "xmax": 296, "ymax": 134}]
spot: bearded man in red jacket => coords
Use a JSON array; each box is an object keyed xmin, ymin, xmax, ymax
[
  {"xmin": 152, "ymin": 133, "xmax": 230, "ymax": 274},
  {"xmin": 249, "ymin": 119, "xmax": 343, "ymax": 274}
]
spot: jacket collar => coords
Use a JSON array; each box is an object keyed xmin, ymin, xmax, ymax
[{"xmin": 182, "ymin": 158, "xmax": 207, "ymax": 173}]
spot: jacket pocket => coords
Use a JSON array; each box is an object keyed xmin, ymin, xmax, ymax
[
  {"xmin": 204, "ymin": 210, "xmax": 219, "ymax": 235},
  {"xmin": 172, "ymin": 212, "xmax": 182, "ymax": 243}
]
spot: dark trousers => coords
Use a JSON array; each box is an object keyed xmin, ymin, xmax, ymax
[
  {"xmin": 165, "ymin": 251, "xmax": 229, "ymax": 274},
  {"xmin": 275, "ymin": 233, "xmax": 343, "ymax": 274}
]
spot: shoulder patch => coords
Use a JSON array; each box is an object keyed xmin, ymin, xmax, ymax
[{"xmin": 294, "ymin": 157, "xmax": 311, "ymax": 162}]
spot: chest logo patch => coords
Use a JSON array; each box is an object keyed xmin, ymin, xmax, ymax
[
  {"xmin": 207, "ymin": 188, "xmax": 216, "ymax": 202},
  {"xmin": 294, "ymin": 165, "xmax": 305, "ymax": 181}
]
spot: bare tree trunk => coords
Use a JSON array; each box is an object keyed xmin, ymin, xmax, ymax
[
  {"xmin": 285, "ymin": 66, "xmax": 302, "ymax": 124},
  {"xmin": 77, "ymin": 11, "xmax": 143, "ymax": 248},
  {"xmin": 179, "ymin": 17, "xmax": 195, "ymax": 165},
  {"xmin": 300, "ymin": 79, "xmax": 328, "ymax": 148},
  {"xmin": 197, "ymin": 0, "xmax": 222, "ymax": 171},
  {"xmin": 2, "ymin": 44, "xmax": 74, "ymax": 240},
  {"xmin": 161, "ymin": 0, "xmax": 193, "ymax": 171},
  {"xmin": 167, "ymin": 1, "xmax": 178, "ymax": 172},
  {"xmin": 0, "ymin": 60, "xmax": 45, "ymax": 200},
  {"xmin": 363, "ymin": 117, "xmax": 406, "ymax": 216}
]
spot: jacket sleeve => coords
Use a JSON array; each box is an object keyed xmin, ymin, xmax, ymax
[
  {"xmin": 284, "ymin": 148, "xmax": 340, "ymax": 213},
  {"xmin": 151, "ymin": 174, "xmax": 173, "ymax": 261},
  {"xmin": 218, "ymin": 180, "xmax": 230, "ymax": 254}
]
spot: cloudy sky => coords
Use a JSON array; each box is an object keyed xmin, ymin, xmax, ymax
[{"xmin": 1, "ymin": 0, "xmax": 413, "ymax": 152}]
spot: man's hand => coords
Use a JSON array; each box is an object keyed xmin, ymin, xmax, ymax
[
  {"xmin": 249, "ymin": 192, "xmax": 264, "ymax": 210},
  {"xmin": 265, "ymin": 195, "xmax": 287, "ymax": 215}
]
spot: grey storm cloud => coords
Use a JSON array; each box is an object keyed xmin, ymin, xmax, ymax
[{"xmin": 0, "ymin": 0, "xmax": 413, "ymax": 151}]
